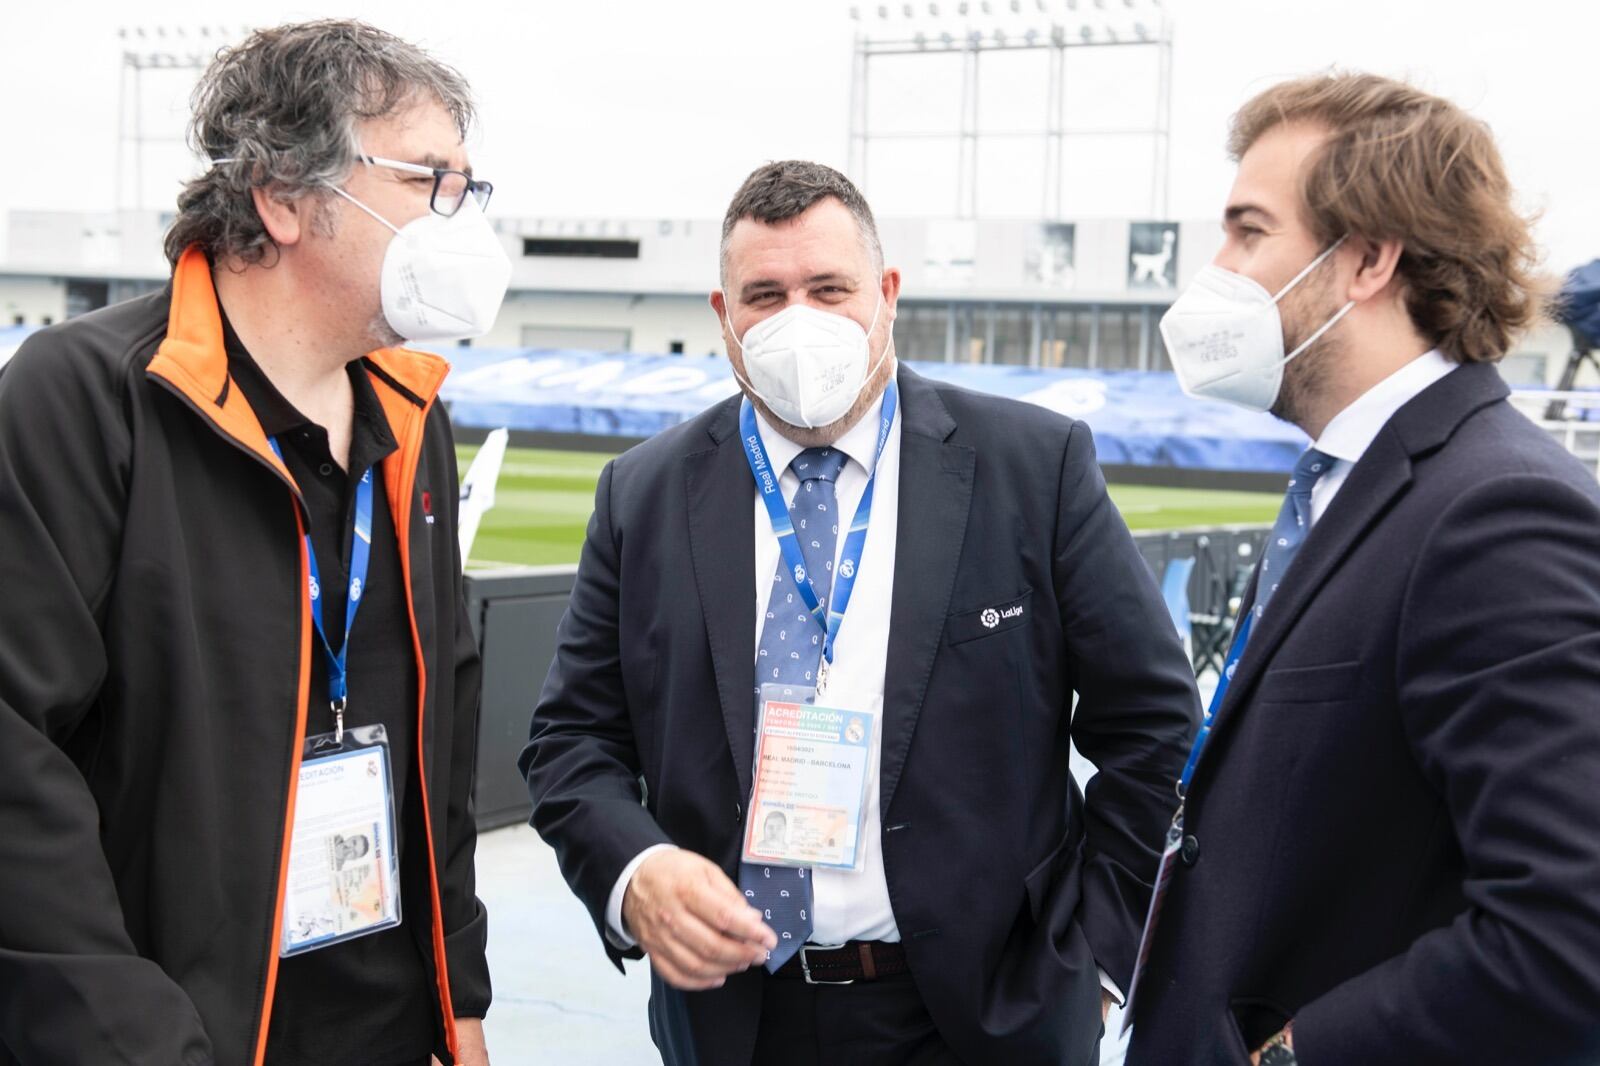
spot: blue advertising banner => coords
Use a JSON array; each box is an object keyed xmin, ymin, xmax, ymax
[
  {"xmin": 3, "ymin": 326, "xmax": 1308, "ymax": 473},
  {"xmin": 440, "ymin": 348, "xmax": 1309, "ymax": 473}
]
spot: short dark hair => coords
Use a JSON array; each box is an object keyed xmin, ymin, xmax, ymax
[
  {"xmin": 164, "ymin": 19, "xmax": 475, "ymax": 268},
  {"xmin": 719, "ymin": 161, "xmax": 883, "ymax": 286}
]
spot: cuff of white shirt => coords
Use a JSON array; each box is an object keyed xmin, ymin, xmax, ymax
[
  {"xmin": 1098, "ymin": 967, "xmax": 1125, "ymax": 1007},
  {"xmin": 605, "ymin": 844, "xmax": 680, "ymax": 950}
]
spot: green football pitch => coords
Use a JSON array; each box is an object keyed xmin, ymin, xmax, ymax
[{"xmin": 458, "ymin": 445, "xmax": 1282, "ymax": 569}]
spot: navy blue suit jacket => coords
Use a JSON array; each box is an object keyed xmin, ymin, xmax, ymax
[
  {"xmin": 522, "ymin": 365, "xmax": 1198, "ymax": 1066},
  {"xmin": 1127, "ymin": 362, "xmax": 1600, "ymax": 1065}
]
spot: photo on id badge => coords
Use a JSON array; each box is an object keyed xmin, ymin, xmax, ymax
[
  {"xmin": 744, "ymin": 684, "xmax": 875, "ymax": 872},
  {"xmin": 280, "ymin": 725, "xmax": 403, "ymax": 956}
]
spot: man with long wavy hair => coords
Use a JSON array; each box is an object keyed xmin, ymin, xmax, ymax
[{"xmin": 1124, "ymin": 72, "xmax": 1600, "ymax": 1066}]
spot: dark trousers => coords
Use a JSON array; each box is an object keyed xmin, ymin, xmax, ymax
[{"xmin": 751, "ymin": 971, "xmax": 961, "ymax": 1066}]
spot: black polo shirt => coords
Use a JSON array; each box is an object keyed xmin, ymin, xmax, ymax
[{"xmin": 224, "ymin": 322, "xmax": 439, "ymax": 1066}]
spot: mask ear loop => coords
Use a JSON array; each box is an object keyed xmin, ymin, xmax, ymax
[
  {"xmin": 1204, "ymin": 236, "xmax": 1355, "ymax": 388},
  {"xmin": 861, "ymin": 294, "xmax": 897, "ymax": 386},
  {"xmin": 1269, "ymin": 234, "xmax": 1348, "ymax": 304},
  {"xmin": 720, "ymin": 293, "xmax": 896, "ymax": 399},
  {"xmin": 720, "ymin": 299, "xmax": 759, "ymax": 396},
  {"xmin": 325, "ymin": 184, "xmax": 402, "ymax": 236},
  {"xmin": 1273, "ymin": 234, "xmax": 1354, "ymax": 365}
]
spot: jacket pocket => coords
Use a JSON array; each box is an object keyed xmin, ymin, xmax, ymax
[
  {"xmin": 947, "ymin": 588, "xmax": 1033, "ymax": 646},
  {"xmin": 1254, "ymin": 659, "xmax": 1361, "ymax": 704}
]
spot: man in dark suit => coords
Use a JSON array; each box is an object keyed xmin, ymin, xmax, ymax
[
  {"xmin": 521, "ymin": 161, "xmax": 1199, "ymax": 1065},
  {"xmin": 1126, "ymin": 74, "xmax": 1600, "ymax": 1066}
]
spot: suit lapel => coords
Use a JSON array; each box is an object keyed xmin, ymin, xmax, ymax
[
  {"xmin": 1211, "ymin": 430, "xmax": 1412, "ymax": 730},
  {"xmin": 685, "ymin": 401, "xmax": 760, "ymax": 798},
  {"xmin": 881, "ymin": 367, "xmax": 975, "ymax": 816},
  {"xmin": 1202, "ymin": 362, "xmax": 1511, "ymax": 759}
]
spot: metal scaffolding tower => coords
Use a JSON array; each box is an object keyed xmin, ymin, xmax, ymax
[
  {"xmin": 115, "ymin": 26, "xmax": 244, "ymax": 212},
  {"xmin": 846, "ymin": 0, "xmax": 1174, "ymax": 219}
]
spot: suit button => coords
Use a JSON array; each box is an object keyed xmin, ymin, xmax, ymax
[{"xmin": 1181, "ymin": 835, "xmax": 1200, "ymax": 866}]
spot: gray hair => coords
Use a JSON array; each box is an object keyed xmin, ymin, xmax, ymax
[
  {"xmin": 164, "ymin": 19, "xmax": 475, "ymax": 267},
  {"xmin": 719, "ymin": 161, "xmax": 884, "ymax": 288}
]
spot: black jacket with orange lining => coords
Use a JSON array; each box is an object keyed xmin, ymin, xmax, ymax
[{"xmin": 0, "ymin": 247, "xmax": 489, "ymax": 1065}]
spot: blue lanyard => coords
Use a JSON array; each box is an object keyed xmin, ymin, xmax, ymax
[
  {"xmin": 268, "ymin": 438, "xmax": 374, "ymax": 741},
  {"xmin": 739, "ymin": 380, "xmax": 898, "ymax": 675},
  {"xmin": 1176, "ymin": 608, "xmax": 1254, "ymax": 798}
]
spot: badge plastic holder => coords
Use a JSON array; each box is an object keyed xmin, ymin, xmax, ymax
[
  {"xmin": 744, "ymin": 681, "xmax": 875, "ymax": 874},
  {"xmin": 278, "ymin": 723, "xmax": 403, "ymax": 957}
]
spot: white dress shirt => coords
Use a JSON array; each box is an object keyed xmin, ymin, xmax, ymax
[
  {"xmin": 1309, "ymin": 349, "xmax": 1457, "ymax": 526},
  {"xmin": 606, "ymin": 389, "xmax": 903, "ymax": 946},
  {"xmin": 606, "ymin": 383, "xmax": 1121, "ymax": 1000}
]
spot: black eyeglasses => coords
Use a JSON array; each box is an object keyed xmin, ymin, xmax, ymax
[{"xmin": 358, "ymin": 153, "xmax": 494, "ymax": 217}]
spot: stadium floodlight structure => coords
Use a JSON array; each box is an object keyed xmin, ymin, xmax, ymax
[
  {"xmin": 115, "ymin": 26, "xmax": 248, "ymax": 212},
  {"xmin": 846, "ymin": 0, "xmax": 1173, "ymax": 219}
]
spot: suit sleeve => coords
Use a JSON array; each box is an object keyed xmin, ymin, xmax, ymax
[
  {"xmin": 1053, "ymin": 420, "xmax": 1201, "ymax": 989},
  {"xmin": 519, "ymin": 459, "xmax": 673, "ymax": 963},
  {"xmin": 1292, "ymin": 473, "xmax": 1600, "ymax": 1065},
  {"xmin": 0, "ymin": 336, "xmax": 214, "ymax": 1064},
  {"xmin": 435, "ymin": 412, "xmax": 492, "ymax": 1018}
]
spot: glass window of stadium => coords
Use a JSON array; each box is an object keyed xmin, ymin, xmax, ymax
[
  {"xmin": 989, "ymin": 306, "xmax": 1031, "ymax": 366},
  {"xmin": 896, "ymin": 303, "xmax": 950, "ymax": 363},
  {"xmin": 889, "ymin": 300, "xmax": 1173, "ymax": 370},
  {"xmin": 1097, "ymin": 308, "xmax": 1136, "ymax": 370}
]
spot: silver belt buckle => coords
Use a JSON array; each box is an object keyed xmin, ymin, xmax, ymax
[{"xmin": 799, "ymin": 942, "xmax": 855, "ymax": 986}]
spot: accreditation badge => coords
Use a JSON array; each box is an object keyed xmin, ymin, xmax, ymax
[
  {"xmin": 743, "ymin": 683, "xmax": 876, "ymax": 872},
  {"xmin": 1120, "ymin": 812, "xmax": 1185, "ymax": 1033},
  {"xmin": 278, "ymin": 724, "xmax": 402, "ymax": 957}
]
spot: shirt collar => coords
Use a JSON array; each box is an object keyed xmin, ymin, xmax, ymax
[
  {"xmin": 221, "ymin": 310, "xmax": 397, "ymax": 460},
  {"xmin": 751, "ymin": 390, "xmax": 891, "ymax": 478},
  {"xmin": 1314, "ymin": 349, "xmax": 1456, "ymax": 465}
]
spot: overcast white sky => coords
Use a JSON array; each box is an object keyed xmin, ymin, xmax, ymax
[{"xmin": 2, "ymin": 0, "xmax": 1595, "ymax": 273}]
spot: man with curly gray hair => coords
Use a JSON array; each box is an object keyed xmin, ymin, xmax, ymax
[{"xmin": 0, "ymin": 19, "xmax": 504, "ymax": 1066}]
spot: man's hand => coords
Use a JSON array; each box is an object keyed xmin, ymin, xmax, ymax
[
  {"xmin": 431, "ymin": 1017, "xmax": 489, "ymax": 1066},
  {"xmin": 1102, "ymin": 990, "xmax": 1115, "ymax": 1025},
  {"xmin": 1250, "ymin": 1022, "xmax": 1293, "ymax": 1065},
  {"xmin": 623, "ymin": 849, "xmax": 776, "ymax": 990}
]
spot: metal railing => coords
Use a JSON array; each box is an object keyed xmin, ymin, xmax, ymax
[{"xmin": 1508, "ymin": 389, "xmax": 1600, "ymax": 481}]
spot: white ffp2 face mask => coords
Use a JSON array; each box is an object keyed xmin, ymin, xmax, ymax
[
  {"xmin": 724, "ymin": 298, "xmax": 893, "ymax": 429},
  {"xmin": 330, "ymin": 187, "xmax": 512, "ymax": 343},
  {"xmin": 1159, "ymin": 237, "xmax": 1353, "ymax": 413}
]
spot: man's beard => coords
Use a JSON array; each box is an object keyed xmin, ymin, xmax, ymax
[
  {"xmin": 1269, "ymin": 268, "xmax": 1343, "ymax": 428},
  {"xmin": 365, "ymin": 308, "xmax": 404, "ymax": 350},
  {"xmin": 314, "ymin": 194, "xmax": 403, "ymax": 351}
]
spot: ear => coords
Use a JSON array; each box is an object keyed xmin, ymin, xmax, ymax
[
  {"xmin": 710, "ymin": 289, "xmax": 744, "ymax": 369},
  {"xmin": 251, "ymin": 186, "xmax": 305, "ymax": 248},
  {"xmin": 879, "ymin": 267, "xmax": 903, "ymax": 322},
  {"xmin": 1346, "ymin": 236, "xmax": 1404, "ymax": 304},
  {"xmin": 710, "ymin": 289, "xmax": 737, "ymax": 343}
]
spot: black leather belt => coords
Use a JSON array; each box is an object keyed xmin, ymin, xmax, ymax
[{"xmin": 772, "ymin": 941, "xmax": 909, "ymax": 984}]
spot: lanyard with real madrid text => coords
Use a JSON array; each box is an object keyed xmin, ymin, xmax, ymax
[
  {"xmin": 737, "ymin": 378, "xmax": 898, "ymax": 698},
  {"xmin": 267, "ymin": 437, "xmax": 403, "ymax": 958},
  {"xmin": 1122, "ymin": 608, "xmax": 1256, "ymax": 1029}
]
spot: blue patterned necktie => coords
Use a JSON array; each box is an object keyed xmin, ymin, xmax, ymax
[
  {"xmin": 1249, "ymin": 446, "xmax": 1335, "ymax": 629},
  {"xmin": 740, "ymin": 445, "xmax": 849, "ymax": 971}
]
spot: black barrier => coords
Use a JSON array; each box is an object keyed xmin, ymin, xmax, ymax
[
  {"xmin": 463, "ymin": 567, "xmax": 592, "ymax": 831},
  {"xmin": 465, "ymin": 524, "xmax": 1270, "ymax": 832},
  {"xmin": 1131, "ymin": 527, "xmax": 1272, "ymax": 680}
]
